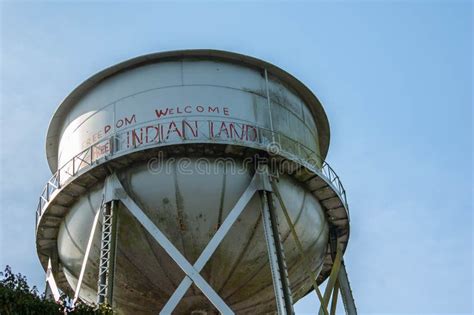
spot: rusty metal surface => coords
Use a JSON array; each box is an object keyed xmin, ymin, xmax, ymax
[
  {"xmin": 35, "ymin": 50, "xmax": 351, "ymax": 313},
  {"xmin": 45, "ymin": 50, "xmax": 330, "ymax": 172},
  {"xmin": 54, "ymin": 159, "xmax": 327, "ymax": 313},
  {"xmin": 35, "ymin": 145, "xmax": 349, "ymax": 313}
]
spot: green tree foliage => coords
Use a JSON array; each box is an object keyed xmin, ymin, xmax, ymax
[{"xmin": 0, "ymin": 266, "xmax": 113, "ymax": 315}]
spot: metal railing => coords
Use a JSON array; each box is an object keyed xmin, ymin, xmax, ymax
[{"xmin": 36, "ymin": 118, "xmax": 348, "ymax": 226}]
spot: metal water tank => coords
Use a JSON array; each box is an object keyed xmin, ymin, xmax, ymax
[{"xmin": 36, "ymin": 50, "xmax": 350, "ymax": 314}]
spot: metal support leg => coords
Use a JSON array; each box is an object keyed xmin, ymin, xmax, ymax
[
  {"xmin": 97, "ymin": 200, "xmax": 118, "ymax": 306},
  {"xmin": 338, "ymin": 261, "xmax": 357, "ymax": 315},
  {"xmin": 329, "ymin": 229, "xmax": 357, "ymax": 315},
  {"xmin": 318, "ymin": 246, "xmax": 342, "ymax": 315},
  {"xmin": 259, "ymin": 165, "xmax": 294, "ymax": 315},
  {"xmin": 267, "ymin": 190, "xmax": 294, "ymax": 313},
  {"xmin": 260, "ymin": 191, "xmax": 294, "ymax": 315},
  {"xmin": 270, "ymin": 179, "xmax": 329, "ymax": 315},
  {"xmin": 329, "ymin": 279, "xmax": 339, "ymax": 315}
]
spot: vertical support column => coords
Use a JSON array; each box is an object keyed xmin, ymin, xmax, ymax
[
  {"xmin": 97, "ymin": 200, "xmax": 118, "ymax": 306},
  {"xmin": 259, "ymin": 165, "xmax": 294, "ymax": 315},
  {"xmin": 266, "ymin": 190, "xmax": 294, "ymax": 313},
  {"xmin": 108, "ymin": 200, "xmax": 118, "ymax": 304}
]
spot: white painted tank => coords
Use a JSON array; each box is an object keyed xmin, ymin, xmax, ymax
[{"xmin": 36, "ymin": 50, "xmax": 350, "ymax": 314}]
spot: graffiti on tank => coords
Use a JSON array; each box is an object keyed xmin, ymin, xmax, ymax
[
  {"xmin": 154, "ymin": 105, "xmax": 230, "ymax": 118},
  {"xmin": 77, "ymin": 105, "xmax": 257, "ymax": 158},
  {"xmin": 124, "ymin": 120, "xmax": 258, "ymax": 148}
]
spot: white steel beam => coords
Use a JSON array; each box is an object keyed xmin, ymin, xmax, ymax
[
  {"xmin": 45, "ymin": 258, "xmax": 61, "ymax": 302},
  {"xmin": 72, "ymin": 203, "xmax": 102, "ymax": 305},
  {"xmin": 261, "ymin": 189, "xmax": 294, "ymax": 315},
  {"xmin": 161, "ymin": 174, "xmax": 261, "ymax": 314}
]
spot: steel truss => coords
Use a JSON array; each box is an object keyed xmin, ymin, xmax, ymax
[
  {"xmin": 44, "ymin": 257, "xmax": 61, "ymax": 302},
  {"xmin": 97, "ymin": 199, "xmax": 118, "ymax": 305},
  {"xmin": 46, "ymin": 167, "xmax": 356, "ymax": 315}
]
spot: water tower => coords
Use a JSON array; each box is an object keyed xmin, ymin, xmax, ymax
[{"xmin": 36, "ymin": 50, "xmax": 356, "ymax": 314}]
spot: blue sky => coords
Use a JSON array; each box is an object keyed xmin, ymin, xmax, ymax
[{"xmin": 0, "ymin": 1, "xmax": 472, "ymax": 314}]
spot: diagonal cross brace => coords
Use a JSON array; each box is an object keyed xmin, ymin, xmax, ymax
[
  {"xmin": 107, "ymin": 174, "xmax": 249, "ymax": 314},
  {"xmin": 73, "ymin": 203, "xmax": 102, "ymax": 306},
  {"xmin": 160, "ymin": 174, "xmax": 262, "ymax": 314},
  {"xmin": 318, "ymin": 246, "xmax": 342, "ymax": 315},
  {"xmin": 45, "ymin": 258, "xmax": 61, "ymax": 302}
]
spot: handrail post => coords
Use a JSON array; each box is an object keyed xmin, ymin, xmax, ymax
[
  {"xmin": 72, "ymin": 157, "xmax": 75, "ymax": 176},
  {"xmin": 110, "ymin": 135, "xmax": 115, "ymax": 155},
  {"xmin": 57, "ymin": 170, "xmax": 61, "ymax": 189}
]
